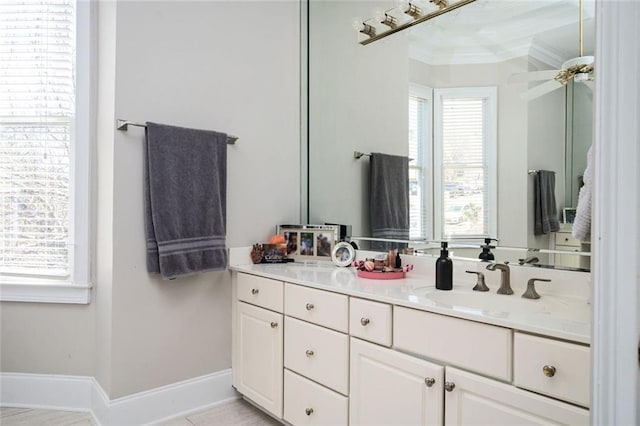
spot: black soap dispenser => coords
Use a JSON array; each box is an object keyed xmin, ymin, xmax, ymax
[
  {"xmin": 479, "ymin": 238, "xmax": 497, "ymax": 262},
  {"xmin": 436, "ymin": 242, "xmax": 453, "ymax": 291}
]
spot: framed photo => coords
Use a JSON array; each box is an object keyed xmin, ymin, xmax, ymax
[
  {"xmin": 277, "ymin": 224, "xmax": 340, "ymax": 261},
  {"xmin": 563, "ymin": 208, "xmax": 577, "ymax": 224}
]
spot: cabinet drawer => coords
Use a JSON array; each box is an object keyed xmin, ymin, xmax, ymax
[
  {"xmin": 285, "ymin": 283, "xmax": 348, "ymax": 332},
  {"xmin": 284, "ymin": 369, "xmax": 348, "ymax": 426},
  {"xmin": 514, "ymin": 332, "xmax": 590, "ymax": 407},
  {"xmin": 237, "ymin": 273, "xmax": 283, "ymax": 312},
  {"xmin": 394, "ymin": 307, "xmax": 512, "ymax": 381},
  {"xmin": 555, "ymin": 232, "xmax": 581, "ymax": 247},
  {"xmin": 284, "ymin": 316, "xmax": 349, "ymax": 395},
  {"xmin": 349, "ymin": 298, "xmax": 392, "ymax": 347}
]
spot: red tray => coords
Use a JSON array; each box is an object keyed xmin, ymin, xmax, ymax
[{"xmin": 357, "ymin": 269, "xmax": 406, "ymax": 280}]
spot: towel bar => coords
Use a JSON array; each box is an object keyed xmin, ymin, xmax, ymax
[
  {"xmin": 354, "ymin": 151, "xmax": 414, "ymax": 161},
  {"xmin": 116, "ymin": 119, "xmax": 238, "ymax": 144}
]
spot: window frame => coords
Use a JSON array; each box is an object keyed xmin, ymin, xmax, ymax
[
  {"xmin": 409, "ymin": 84, "xmax": 498, "ymax": 242},
  {"xmin": 408, "ymin": 84, "xmax": 434, "ymax": 241},
  {"xmin": 0, "ymin": 0, "xmax": 94, "ymax": 304}
]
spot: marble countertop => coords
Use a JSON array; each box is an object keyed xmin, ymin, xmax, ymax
[{"xmin": 230, "ymin": 262, "xmax": 591, "ymax": 344}]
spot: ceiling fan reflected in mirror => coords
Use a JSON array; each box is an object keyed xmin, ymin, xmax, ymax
[{"xmin": 511, "ymin": 0, "xmax": 594, "ymax": 101}]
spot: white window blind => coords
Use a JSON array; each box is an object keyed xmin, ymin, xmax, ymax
[
  {"xmin": 435, "ymin": 87, "xmax": 497, "ymax": 240},
  {"xmin": 0, "ymin": 0, "xmax": 76, "ymax": 276}
]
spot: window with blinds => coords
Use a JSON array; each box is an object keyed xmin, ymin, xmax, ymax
[
  {"xmin": 0, "ymin": 0, "xmax": 76, "ymax": 276},
  {"xmin": 435, "ymin": 87, "xmax": 497, "ymax": 239}
]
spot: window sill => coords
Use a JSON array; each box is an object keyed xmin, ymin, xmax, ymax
[{"xmin": 0, "ymin": 280, "xmax": 92, "ymax": 304}]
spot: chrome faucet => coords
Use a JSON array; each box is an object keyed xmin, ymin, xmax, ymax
[
  {"xmin": 518, "ymin": 256, "xmax": 540, "ymax": 265},
  {"xmin": 486, "ymin": 263, "xmax": 514, "ymax": 295}
]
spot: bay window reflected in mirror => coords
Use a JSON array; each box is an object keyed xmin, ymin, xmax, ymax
[{"xmin": 408, "ymin": 85, "xmax": 497, "ymax": 241}]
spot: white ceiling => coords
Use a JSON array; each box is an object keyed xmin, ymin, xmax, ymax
[{"xmin": 407, "ymin": 0, "xmax": 596, "ymax": 67}]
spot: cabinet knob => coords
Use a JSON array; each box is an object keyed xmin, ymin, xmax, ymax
[
  {"xmin": 306, "ymin": 349, "xmax": 315, "ymax": 357},
  {"xmin": 444, "ymin": 382, "xmax": 456, "ymax": 392},
  {"xmin": 360, "ymin": 317, "xmax": 370, "ymax": 326},
  {"xmin": 424, "ymin": 377, "xmax": 436, "ymax": 387},
  {"xmin": 306, "ymin": 303, "xmax": 315, "ymax": 311},
  {"xmin": 543, "ymin": 365, "xmax": 556, "ymax": 377},
  {"xmin": 305, "ymin": 408, "xmax": 314, "ymax": 416},
  {"xmin": 270, "ymin": 322, "xmax": 278, "ymax": 328},
  {"xmin": 251, "ymin": 288, "xmax": 259, "ymax": 295}
]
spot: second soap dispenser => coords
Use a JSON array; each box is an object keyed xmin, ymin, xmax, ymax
[{"xmin": 436, "ymin": 241, "xmax": 453, "ymax": 290}]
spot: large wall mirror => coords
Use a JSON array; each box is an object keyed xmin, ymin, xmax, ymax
[{"xmin": 305, "ymin": 0, "xmax": 594, "ymax": 270}]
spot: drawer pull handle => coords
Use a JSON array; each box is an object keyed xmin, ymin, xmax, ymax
[
  {"xmin": 360, "ymin": 317, "xmax": 370, "ymax": 326},
  {"xmin": 444, "ymin": 382, "xmax": 455, "ymax": 392},
  {"xmin": 305, "ymin": 408, "xmax": 314, "ymax": 416},
  {"xmin": 251, "ymin": 288, "xmax": 259, "ymax": 295},
  {"xmin": 306, "ymin": 349, "xmax": 315, "ymax": 357},
  {"xmin": 543, "ymin": 365, "xmax": 556, "ymax": 377},
  {"xmin": 306, "ymin": 303, "xmax": 315, "ymax": 311},
  {"xmin": 424, "ymin": 377, "xmax": 436, "ymax": 387},
  {"xmin": 270, "ymin": 322, "xmax": 278, "ymax": 328}
]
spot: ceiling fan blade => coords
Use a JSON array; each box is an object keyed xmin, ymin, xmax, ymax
[
  {"xmin": 520, "ymin": 79, "xmax": 565, "ymax": 101},
  {"xmin": 508, "ymin": 69, "xmax": 560, "ymax": 84}
]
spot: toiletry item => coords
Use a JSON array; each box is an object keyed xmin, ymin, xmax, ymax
[
  {"xmin": 394, "ymin": 251, "xmax": 402, "ymax": 269},
  {"xmin": 436, "ymin": 242, "xmax": 453, "ymax": 290},
  {"xmin": 478, "ymin": 238, "xmax": 497, "ymax": 262},
  {"xmin": 387, "ymin": 250, "xmax": 396, "ymax": 267}
]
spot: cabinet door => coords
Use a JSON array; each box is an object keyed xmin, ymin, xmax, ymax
[
  {"xmin": 444, "ymin": 367, "xmax": 589, "ymax": 426},
  {"xmin": 236, "ymin": 302, "xmax": 283, "ymax": 418},
  {"xmin": 350, "ymin": 338, "xmax": 444, "ymax": 426}
]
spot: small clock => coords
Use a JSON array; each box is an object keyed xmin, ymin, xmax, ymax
[{"xmin": 331, "ymin": 241, "xmax": 356, "ymax": 267}]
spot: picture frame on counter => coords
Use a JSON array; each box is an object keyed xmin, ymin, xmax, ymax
[
  {"xmin": 563, "ymin": 208, "xmax": 577, "ymax": 224},
  {"xmin": 277, "ymin": 224, "xmax": 340, "ymax": 261}
]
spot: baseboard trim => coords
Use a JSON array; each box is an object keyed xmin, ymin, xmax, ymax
[{"xmin": 0, "ymin": 369, "xmax": 237, "ymax": 425}]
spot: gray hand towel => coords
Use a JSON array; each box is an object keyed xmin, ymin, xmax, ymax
[
  {"xmin": 144, "ymin": 122, "xmax": 228, "ymax": 279},
  {"xmin": 534, "ymin": 170, "xmax": 560, "ymax": 235},
  {"xmin": 369, "ymin": 153, "xmax": 410, "ymax": 251}
]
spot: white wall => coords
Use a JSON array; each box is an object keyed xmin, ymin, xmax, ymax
[
  {"xmin": 1, "ymin": 0, "xmax": 301, "ymax": 401},
  {"xmin": 526, "ymin": 80, "xmax": 566, "ymax": 250},
  {"xmin": 308, "ymin": 0, "xmax": 408, "ymax": 237}
]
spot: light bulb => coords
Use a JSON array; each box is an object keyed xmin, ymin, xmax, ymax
[
  {"xmin": 375, "ymin": 9, "xmax": 398, "ymax": 28},
  {"xmin": 396, "ymin": 0, "xmax": 423, "ymax": 17},
  {"xmin": 396, "ymin": 0, "xmax": 410, "ymax": 12},
  {"xmin": 351, "ymin": 17, "xmax": 365, "ymax": 32},
  {"xmin": 351, "ymin": 17, "xmax": 376, "ymax": 37},
  {"xmin": 375, "ymin": 9, "xmax": 398, "ymax": 27}
]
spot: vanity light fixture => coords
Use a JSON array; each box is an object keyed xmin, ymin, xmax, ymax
[{"xmin": 355, "ymin": 0, "xmax": 477, "ymax": 46}]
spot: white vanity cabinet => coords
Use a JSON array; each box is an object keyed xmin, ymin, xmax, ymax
[
  {"xmin": 350, "ymin": 337, "xmax": 444, "ymax": 425},
  {"xmin": 444, "ymin": 367, "xmax": 590, "ymax": 425},
  {"xmin": 232, "ymin": 270, "xmax": 591, "ymax": 426},
  {"xmin": 555, "ymin": 228, "xmax": 590, "ymax": 269}
]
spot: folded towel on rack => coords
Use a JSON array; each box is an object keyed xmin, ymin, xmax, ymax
[
  {"xmin": 572, "ymin": 146, "xmax": 593, "ymax": 242},
  {"xmin": 369, "ymin": 153, "xmax": 410, "ymax": 251},
  {"xmin": 534, "ymin": 170, "xmax": 560, "ymax": 235},
  {"xmin": 144, "ymin": 122, "xmax": 228, "ymax": 279}
]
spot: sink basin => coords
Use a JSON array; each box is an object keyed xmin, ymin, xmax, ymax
[{"xmin": 413, "ymin": 287, "xmax": 590, "ymax": 321}]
